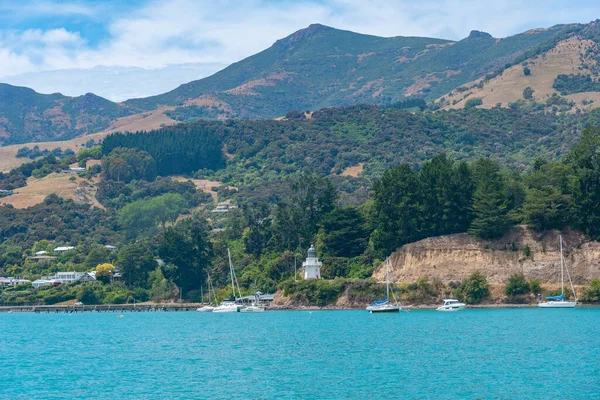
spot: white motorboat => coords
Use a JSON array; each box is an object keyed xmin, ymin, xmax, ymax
[
  {"xmin": 366, "ymin": 258, "xmax": 401, "ymax": 314},
  {"xmin": 539, "ymin": 235, "xmax": 577, "ymax": 308},
  {"xmin": 240, "ymin": 305, "xmax": 265, "ymax": 313},
  {"xmin": 240, "ymin": 291, "xmax": 265, "ymax": 313},
  {"xmin": 436, "ymin": 299, "xmax": 466, "ymax": 311},
  {"xmin": 196, "ymin": 305, "xmax": 215, "ymax": 312}
]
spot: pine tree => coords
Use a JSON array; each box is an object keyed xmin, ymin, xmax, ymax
[{"xmin": 468, "ymin": 159, "xmax": 510, "ymax": 239}]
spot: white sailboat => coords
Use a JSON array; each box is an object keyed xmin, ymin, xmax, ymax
[
  {"xmin": 539, "ymin": 235, "xmax": 577, "ymax": 308},
  {"xmin": 213, "ymin": 249, "xmax": 242, "ymax": 313},
  {"xmin": 197, "ymin": 272, "xmax": 217, "ymax": 312},
  {"xmin": 366, "ymin": 257, "xmax": 401, "ymax": 313}
]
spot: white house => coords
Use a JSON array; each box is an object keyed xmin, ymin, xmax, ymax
[
  {"xmin": 54, "ymin": 246, "xmax": 76, "ymax": 254},
  {"xmin": 34, "ymin": 251, "xmax": 48, "ymax": 256},
  {"xmin": 32, "ymin": 271, "xmax": 95, "ymax": 288},
  {"xmin": 211, "ymin": 202, "xmax": 238, "ymax": 214},
  {"xmin": 302, "ymin": 245, "xmax": 322, "ymax": 279},
  {"xmin": 32, "ymin": 279, "xmax": 56, "ymax": 288},
  {"xmin": 0, "ymin": 277, "xmax": 31, "ymax": 287}
]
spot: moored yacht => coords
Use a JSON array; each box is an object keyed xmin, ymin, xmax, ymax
[
  {"xmin": 213, "ymin": 300, "xmax": 240, "ymax": 313},
  {"xmin": 436, "ymin": 299, "xmax": 466, "ymax": 311},
  {"xmin": 366, "ymin": 258, "xmax": 401, "ymax": 314},
  {"xmin": 539, "ymin": 235, "xmax": 577, "ymax": 308}
]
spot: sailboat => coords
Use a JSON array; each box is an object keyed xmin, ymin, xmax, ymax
[
  {"xmin": 538, "ymin": 235, "xmax": 577, "ymax": 308},
  {"xmin": 197, "ymin": 272, "xmax": 218, "ymax": 312},
  {"xmin": 366, "ymin": 257, "xmax": 401, "ymax": 313},
  {"xmin": 213, "ymin": 249, "xmax": 242, "ymax": 313}
]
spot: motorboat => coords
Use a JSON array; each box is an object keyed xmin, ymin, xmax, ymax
[
  {"xmin": 196, "ymin": 305, "xmax": 214, "ymax": 312},
  {"xmin": 436, "ymin": 299, "xmax": 466, "ymax": 311},
  {"xmin": 366, "ymin": 258, "xmax": 401, "ymax": 314},
  {"xmin": 240, "ymin": 305, "xmax": 265, "ymax": 313},
  {"xmin": 240, "ymin": 291, "xmax": 265, "ymax": 312},
  {"xmin": 539, "ymin": 235, "xmax": 577, "ymax": 308}
]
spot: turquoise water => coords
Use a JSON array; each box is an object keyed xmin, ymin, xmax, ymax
[{"xmin": 1, "ymin": 308, "xmax": 600, "ymax": 399}]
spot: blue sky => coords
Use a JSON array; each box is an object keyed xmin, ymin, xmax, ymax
[{"xmin": 1, "ymin": 0, "xmax": 599, "ymax": 101}]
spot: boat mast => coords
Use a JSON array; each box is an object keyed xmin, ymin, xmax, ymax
[
  {"xmin": 386, "ymin": 257, "xmax": 390, "ymax": 301},
  {"xmin": 560, "ymin": 235, "xmax": 564, "ymax": 297},
  {"xmin": 228, "ymin": 248, "xmax": 236, "ymax": 300}
]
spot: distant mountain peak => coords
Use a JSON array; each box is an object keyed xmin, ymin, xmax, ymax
[
  {"xmin": 275, "ymin": 23, "xmax": 333, "ymax": 47},
  {"xmin": 466, "ymin": 30, "xmax": 493, "ymax": 40}
]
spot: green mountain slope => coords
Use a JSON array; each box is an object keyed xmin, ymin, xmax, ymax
[
  {"xmin": 0, "ymin": 84, "xmax": 135, "ymax": 145},
  {"xmin": 125, "ymin": 23, "xmax": 569, "ymax": 119}
]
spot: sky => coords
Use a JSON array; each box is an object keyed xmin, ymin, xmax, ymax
[{"xmin": 0, "ymin": 0, "xmax": 599, "ymax": 101}]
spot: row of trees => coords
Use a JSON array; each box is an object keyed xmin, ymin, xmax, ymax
[{"xmin": 371, "ymin": 127, "xmax": 600, "ymax": 256}]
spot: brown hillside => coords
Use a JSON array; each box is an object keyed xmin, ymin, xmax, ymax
[
  {"xmin": 0, "ymin": 173, "xmax": 103, "ymax": 209},
  {"xmin": 439, "ymin": 37, "xmax": 600, "ymax": 110},
  {"xmin": 0, "ymin": 107, "xmax": 176, "ymax": 173},
  {"xmin": 372, "ymin": 226, "xmax": 600, "ymax": 285}
]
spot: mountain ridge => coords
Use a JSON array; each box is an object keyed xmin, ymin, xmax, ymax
[{"xmin": 2, "ymin": 21, "xmax": 600, "ymax": 145}]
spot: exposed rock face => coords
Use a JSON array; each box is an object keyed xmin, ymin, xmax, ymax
[
  {"xmin": 465, "ymin": 30, "xmax": 494, "ymax": 40},
  {"xmin": 373, "ymin": 226, "xmax": 600, "ymax": 285}
]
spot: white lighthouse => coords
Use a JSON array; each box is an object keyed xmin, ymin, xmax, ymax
[{"xmin": 302, "ymin": 244, "xmax": 322, "ymax": 279}]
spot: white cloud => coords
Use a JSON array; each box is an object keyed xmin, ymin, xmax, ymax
[{"xmin": 0, "ymin": 0, "xmax": 598, "ymax": 100}]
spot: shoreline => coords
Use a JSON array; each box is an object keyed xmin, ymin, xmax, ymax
[{"xmin": 1, "ymin": 302, "xmax": 598, "ymax": 313}]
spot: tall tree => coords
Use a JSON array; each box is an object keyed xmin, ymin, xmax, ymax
[
  {"xmin": 158, "ymin": 216, "xmax": 213, "ymax": 295},
  {"xmin": 272, "ymin": 174, "xmax": 337, "ymax": 251},
  {"xmin": 371, "ymin": 164, "xmax": 422, "ymax": 255},
  {"xmin": 319, "ymin": 206, "xmax": 369, "ymax": 257},
  {"xmin": 567, "ymin": 127, "xmax": 600, "ymax": 239},
  {"xmin": 242, "ymin": 202, "xmax": 272, "ymax": 258},
  {"xmin": 102, "ymin": 147, "xmax": 157, "ymax": 183},
  {"xmin": 117, "ymin": 243, "xmax": 156, "ymax": 288},
  {"xmin": 468, "ymin": 159, "xmax": 510, "ymax": 239}
]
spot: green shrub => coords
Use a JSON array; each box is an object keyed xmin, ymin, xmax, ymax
[
  {"xmin": 464, "ymin": 98, "xmax": 483, "ymax": 109},
  {"xmin": 580, "ymin": 279, "xmax": 600, "ymax": 302},
  {"xmin": 455, "ymin": 271, "xmax": 489, "ymax": 304},
  {"xmin": 529, "ymin": 279, "xmax": 542, "ymax": 295},
  {"xmin": 505, "ymin": 273, "xmax": 530, "ymax": 296}
]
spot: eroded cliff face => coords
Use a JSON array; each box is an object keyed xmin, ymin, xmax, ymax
[{"xmin": 373, "ymin": 226, "xmax": 600, "ymax": 285}]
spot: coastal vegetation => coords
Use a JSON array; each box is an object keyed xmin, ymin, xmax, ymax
[{"xmin": 3, "ymin": 107, "xmax": 600, "ymax": 306}]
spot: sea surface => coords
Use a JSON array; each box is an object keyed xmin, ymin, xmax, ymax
[{"xmin": 1, "ymin": 308, "xmax": 599, "ymax": 399}]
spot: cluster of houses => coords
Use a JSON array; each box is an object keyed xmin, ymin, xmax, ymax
[
  {"xmin": 211, "ymin": 202, "xmax": 238, "ymax": 214},
  {"xmin": 0, "ymin": 271, "xmax": 97, "ymax": 289},
  {"xmin": 1, "ymin": 244, "xmax": 120, "ymax": 290},
  {"xmin": 31, "ymin": 271, "xmax": 97, "ymax": 288}
]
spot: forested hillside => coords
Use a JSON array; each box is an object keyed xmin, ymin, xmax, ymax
[
  {"xmin": 151, "ymin": 105, "xmax": 599, "ymax": 203},
  {"xmin": 3, "ymin": 126, "xmax": 600, "ymax": 307}
]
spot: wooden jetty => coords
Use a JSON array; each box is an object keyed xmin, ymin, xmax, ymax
[{"xmin": 0, "ymin": 303, "xmax": 202, "ymax": 313}]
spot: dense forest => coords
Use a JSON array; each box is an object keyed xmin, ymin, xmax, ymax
[
  {"xmin": 3, "ymin": 106, "xmax": 600, "ymax": 306},
  {"xmin": 102, "ymin": 125, "xmax": 226, "ymax": 176}
]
